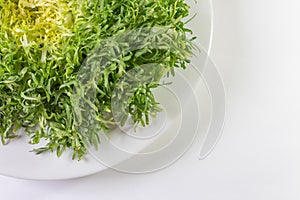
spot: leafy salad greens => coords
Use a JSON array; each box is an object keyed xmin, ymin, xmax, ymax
[{"xmin": 0, "ymin": 0, "xmax": 195, "ymax": 159}]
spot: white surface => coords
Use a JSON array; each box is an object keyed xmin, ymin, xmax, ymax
[{"xmin": 1, "ymin": 0, "xmax": 300, "ymax": 199}]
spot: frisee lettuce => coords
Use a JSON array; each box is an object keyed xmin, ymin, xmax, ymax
[{"xmin": 0, "ymin": 0, "xmax": 195, "ymax": 160}]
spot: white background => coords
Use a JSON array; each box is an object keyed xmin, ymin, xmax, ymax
[{"xmin": 1, "ymin": 0, "xmax": 300, "ymax": 199}]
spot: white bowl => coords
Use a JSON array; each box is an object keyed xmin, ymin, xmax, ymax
[{"xmin": 0, "ymin": 0, "xmax": 214, "ymax": 180}]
